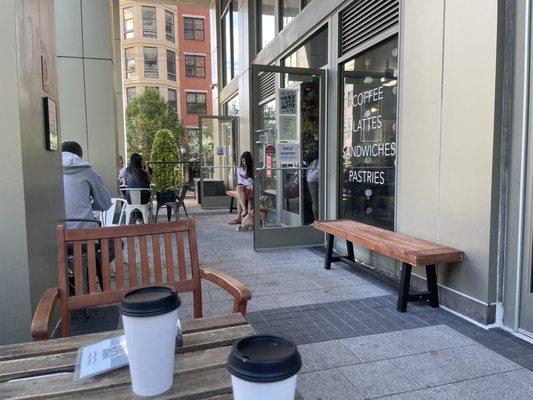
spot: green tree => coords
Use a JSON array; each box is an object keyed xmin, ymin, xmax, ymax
[
  {"xmin": 126, "ymin": 88, "xmax": 184, "ymax": 158},
  {"xmin": 150, "ymin": 128, "xmax": 182, "ymax": 192}
]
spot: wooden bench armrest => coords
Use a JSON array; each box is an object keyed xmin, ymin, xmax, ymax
[
  {"xmin": 200, "ymin": 268, "xmax": 252, "ymax": 315},
  {"xmin": 31, "ymin": 288, "xmax": 60, "ymax": 341}
]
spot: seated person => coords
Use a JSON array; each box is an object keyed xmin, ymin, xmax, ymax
[
  {"xmin": 123, "ymin": 153, "xmax": 151, "ymax": 204},
  {"xmin": 62, "ymin": 141, "xmax": 111, "ymax": 228},
  {"xmin": 229, "ymin": 151, "xmax": 254, "ymax": 225}
]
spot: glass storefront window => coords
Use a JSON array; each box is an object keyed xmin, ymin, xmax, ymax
[
  {"xmin": 225, "ymin": 94, "xmax": 239, "ymax": 116},
  {"xmin": 281, "ymin": 0, "xmax": 299, "ymax": 28},
  {"xmin": 258, "ymin": 0, "xmax": 275, "ymax": 50},
  {"xmin": 340, "ymin": 36, "xmax": 399, "ymax": 230},
  {"xmin": 283, "ymin": 26, "xmax": 328, "ymax": 69}
]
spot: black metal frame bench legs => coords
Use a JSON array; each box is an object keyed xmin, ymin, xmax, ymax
[
  {"xmin": 323, "ymin": 235, "xmax": 439, "ymax": 313},
  {"xmin": 229, "ymin": 197, "xmax": 235, "ymax": 213},
  {"xmin": 396, "ymin": 262, "xmax": 439, "ymax": 312}
]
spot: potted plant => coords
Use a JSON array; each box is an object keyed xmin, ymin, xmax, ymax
[{"xmin": 150, "ymin": 128, "xmax": 183, "ymax": 203}]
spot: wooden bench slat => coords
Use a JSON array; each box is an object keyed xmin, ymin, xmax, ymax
[
  {"xmin": 314, "ymin": 220, "xmax": 464, "ymax": 266},
  {"xmin": 0, "ymin": 314, "xmax": 247, "ymax": 363},
  {"xmin": 0, "ymin": 324, "xmax": 253, "ymax": 383},
  {"xmin": 0, "ymin": 349, "xmax": 232, "ymax": 399}
]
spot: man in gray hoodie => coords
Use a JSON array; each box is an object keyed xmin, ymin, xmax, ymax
[{"xmin": 62, "ymin": 141, "xmax": 111, "ymax": 228}]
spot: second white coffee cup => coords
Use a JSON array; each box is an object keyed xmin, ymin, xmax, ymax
[
  {"xmin": 227, "ymin": 335, "xmax": 302, "ymax": 400},
  {"xmin": 121, "ymin": 286, "xmax": 181, "ymax": 397}
]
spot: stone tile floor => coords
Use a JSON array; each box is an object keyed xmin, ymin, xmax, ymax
[{"xmin": 73, "ymin": 198, "xmax": 533, "ymax": 399}]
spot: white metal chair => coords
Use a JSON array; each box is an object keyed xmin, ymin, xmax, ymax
[
  {"xmin": 120, "ymin": 188, "xmax": 154, "ymax": 225},
  {"xmin": 99, "ymin": 198, "xmax": 127, "ymax": 227}
]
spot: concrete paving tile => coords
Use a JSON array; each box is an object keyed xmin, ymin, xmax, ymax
[
  {"xmin": 299, "ymin": 340, "xmax": 362, "ymax": 371},
  {"xmin": 341, "ymin": 332, "xmax": 412, "ymax": 362},
  {"xmin": 455, "ymin": 373, "xmax": 532, "ymax": 400},
  {"xmin": 440, "ymin": 344, "xmax": 521, "ymax": 377},
  {"xmin": 339, "ymin": 359, "xmax": 424, "ymax": 398},
  {"xmin": 396, "ymin": 324, "xmax": 476, "ymax": 354},
  {"xmin": 310, "ymin": 276, "xmax": 356, "ymax": 289},
  {"xmin": 504, "ymin": 368, "xmax": 533, "ymax": 395},
  {"xmin": 391, "ymin": 349, "xmax": 478, "ymax": 386},
  {"xmin": 398, "ymin": 384, "xmax": 475, "ymax": 400},
  {"xmin": 276, "ymin": 278, "xmax": 321, "ymax": 292},
  {"xmin": 297, "ymin": 369, "xmax": 364, "ymax": 400}
]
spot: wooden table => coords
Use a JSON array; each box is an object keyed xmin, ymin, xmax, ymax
[
  {"xmin": 0, "ymin": 314, "xmax": 303, "ymax": 399},
  {"xmin": 314, "ymin": 219, "xmax": 464, "ymax": 312}
]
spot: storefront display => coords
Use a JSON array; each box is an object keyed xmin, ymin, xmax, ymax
[{"xmin": 340, "ymin": 36, "xmax": 399, "ymax": 231}]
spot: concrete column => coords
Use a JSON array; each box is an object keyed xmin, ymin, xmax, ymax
[
  {"xmin": 112, "ymin": 0, "xmax": 127, "ymax": 161},
  {"xmin": 55, "ymin": 0, "xmax": 120, "ymax": 195},
  {"xmin": 0, "ymin": 0, "xmax": 64, "ymax": 344}
]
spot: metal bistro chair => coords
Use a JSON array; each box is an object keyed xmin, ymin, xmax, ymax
[
  {"xmin": 99, "ymin": 198, "xmax": 127, "ymax": 227},
  {"xmin": 155, "ymin": 185, "xmax": 190, "ymax": 222},
  {"xmin": 120, "ymin": 187, "xmax": 154, "ymax": 224}
]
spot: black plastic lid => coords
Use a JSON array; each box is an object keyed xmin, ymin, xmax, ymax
[
  {"xmin": 120, "ymin": 286, "xmax": 181, "ymax": 317},
  {"xmin": 226, "ymin": 335, "xmax": 302, "ymax": 383}
]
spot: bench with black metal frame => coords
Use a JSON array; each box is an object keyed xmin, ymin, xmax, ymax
[{"xmin": 314, "ymin": 220, "xmax": 464, "ymax": 313}]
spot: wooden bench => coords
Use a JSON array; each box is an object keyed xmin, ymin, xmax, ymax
[
  {"xmin": 31, "ymin": 219, "xmax": 252, "ymax": 340},
  {"xmin": 313, "ymin": 220, "xmax": 464, "ymax": 312},
  {"xmin": 226, "ymin": 190, "xmax": 237, "ymax": 213}
]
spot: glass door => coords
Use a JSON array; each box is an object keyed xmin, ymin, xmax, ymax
[
  {"xmin": 198, "ymin": 116, "xmax": 237, "ymax": 208},
  {"xmin": 251, "ymin": 64, "xmax": 325, "ymax": 250}
]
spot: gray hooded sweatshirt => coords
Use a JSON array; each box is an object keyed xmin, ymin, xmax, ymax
[{"xmin": 62, "ymin": 152, "xmax": 111, "ymax": 228}]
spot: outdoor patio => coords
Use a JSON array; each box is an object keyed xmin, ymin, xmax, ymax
[{"xmin": 67, "ymin": 198, "xmax": 533, "ymax": 399}]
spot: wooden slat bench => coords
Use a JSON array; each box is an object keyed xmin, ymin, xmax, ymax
[
  {"xmin": 313, "ymin": 220, "xmax": 464, "ymax": 312},
  {"xmin": 226, "ymin": 190, "xmax": 237, "ymax": 214}
]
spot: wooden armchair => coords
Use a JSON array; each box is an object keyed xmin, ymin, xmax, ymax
[{"xmin": 31, "ymin": 218, "xmax": 252, "ymax": 340}]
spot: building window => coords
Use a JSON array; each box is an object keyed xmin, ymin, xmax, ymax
[
  {"xmin": 142, "ymin": 6, "xmax": 157, "ymax": 38},
  {"xmin": 168, "ymin": 89, "xmax": 177, "ymax": 112},
  {"xmin": 186, "ymin": 92, "xmax": 207, "ymax": 114},
  {"xmin": 257, "ymin": 0, "xmax": 275, "ymax": 51},
  {"xmin": 123, "ymin": 7, "xmax": 134, "ymax": 39},
  {"xmin": 124, "ymin": 47, "xmax": 136, "ymax": 79},
  {"xmin": 165, "ymin": 10, "xmax": 175, "ymax": 42},
  {"xmin": 340, "ymin": 35, "xmax": 399, "ymax": 231},
  {"xmin": 167, "ymin": 50, "xmax": 176, "ymax": 81},
  {"xmin": 224, "ymin": 94, "xmax": 239, "ymax": 116},
  {"xmin": 146, "ymin": 86, "xmax": 159, "ymax": 94},
  {"xmin": 184, "ymin": 17, "xmax": 205, "ymax": 40},
  {"xmin": 281, "ymin": 0, "xmax": 299, "ymax": 28},
  {"xmin": 126, "ymin": 87, "xmax": 137, "ymax": 104},
  {"xmin": 144, "ymin": 47, "xmax": 158, "ymax": 78},
  {"xmin": 283, "ymin": 26, "xmax": 328, "ymax": 69},
  {"xmin": 185, "ymin": 55, "xmax": 206, "ymax": 77},
  {"xmin": 221, "ymin": 0, "xmax": 239, "ymax": 85}
]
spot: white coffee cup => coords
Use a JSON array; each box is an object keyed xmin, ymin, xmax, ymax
[
  {"xmin": 227, "ymin": 335, "xmax": 302, "ymax": 400},
  {"xmin": 121, "ymin": 286, "xmax": 181, "ymax": 397}
]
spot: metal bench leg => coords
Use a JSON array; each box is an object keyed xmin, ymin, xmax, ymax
[
  {"xmin": 426, "ymin": 264, "xmax": 439, "ymax": 308},
  {"xmin": 325, "ymin": 234, "xmax": 334, "ymax": 270},
  {"xmin": 346, "ymin": 240, "xmax": 355, "ymax": 261},
  {"xmin": 397, "ymin": 262, "xmax": 412, "ymax": 312},
  {"xmin": 229, "ymin": 197, "xmax": 234, "ymax": 213}
]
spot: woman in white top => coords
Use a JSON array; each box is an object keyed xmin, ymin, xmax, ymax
[{"xmin": 229, "ymin": 151, "xmax": 254, "ymax": 225}]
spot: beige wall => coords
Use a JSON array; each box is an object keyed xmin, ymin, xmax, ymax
[
  {"xmin": 0, "ymin": 0, "xmax": 64, "ymax": 344},
  {"xmin": 398, "ymin": 0, "xmax": 501, "ymax": 306},
  {"xmin": 55, "ymin": 0, "xmax": 119, "ymax": 195}
]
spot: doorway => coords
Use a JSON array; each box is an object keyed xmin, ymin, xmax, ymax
[
  {"xmin": 198, "ymin": 115, "xmax": 238, "ymax": 208},
  {"xmin": 251, "ymin": 64, "xmax": 325, "ymax": 250}
]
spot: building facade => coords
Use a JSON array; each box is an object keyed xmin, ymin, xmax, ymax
[
  {"xmin": 209, "ymin": 0, "xmax": 533, "ymax": 339},
  {"xmin": 119, "ymin": 0, "xmax": 212, "ymax": 153}
]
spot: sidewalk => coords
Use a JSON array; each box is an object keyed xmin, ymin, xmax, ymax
[
  {"xmin": 72, "ymin": 198, "xmax": 533, "ymax": 399},
  {"xmin": 188, "ymin": 200, "xmax": 533, "ymax": 399}
]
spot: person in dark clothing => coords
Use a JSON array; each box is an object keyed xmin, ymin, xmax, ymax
[{"xmin": 123, "ymin": 153, "xmax": 152, "ymax": 204}]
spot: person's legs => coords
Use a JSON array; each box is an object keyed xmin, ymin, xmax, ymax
[
  {"xmin": 228, "ymin": 188, "xmax": 244, "ymax": 224},
  {"xmin": 236, "ymin": 186, "xmax": 248, "ymax": 219}
]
